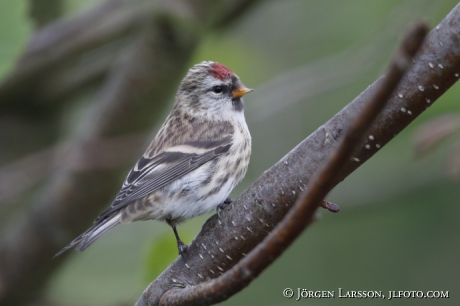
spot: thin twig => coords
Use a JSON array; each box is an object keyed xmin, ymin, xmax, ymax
[{"xmin": 159, "ymin": 22, "xmax": 428, "ymax": 306}]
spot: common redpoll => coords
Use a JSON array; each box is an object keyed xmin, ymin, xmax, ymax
[{"xmin": 55, "ymin": 61, "xmax": 253, "ymax": 256}]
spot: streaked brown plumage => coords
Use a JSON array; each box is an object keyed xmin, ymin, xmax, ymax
[{"xmin": 55, "ymin": 61, "xmax": 252, "ymax": 256}]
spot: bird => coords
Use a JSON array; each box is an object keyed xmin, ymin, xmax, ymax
[{"xmin": 55, "ymin": 61, "xmax": 253, "ymax": 257}]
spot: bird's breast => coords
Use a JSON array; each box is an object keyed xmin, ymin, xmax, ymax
[{"xmin": 228, "ymin": 120, "xmax": 251, "ymax": 183}]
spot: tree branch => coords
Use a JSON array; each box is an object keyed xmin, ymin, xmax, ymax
[
  {"xmin": 159, "ymin": 22, "xmax": 427, "ymax": 306},
  {"xmin": 136, "ymin": 4, "xmax": 460, "ymax": 305}
]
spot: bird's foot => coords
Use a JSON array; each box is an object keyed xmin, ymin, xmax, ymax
[
  {"xmin": 177, "ymin": 240, "xmax": 188, "ymax": 256},
  {"xmin": 216, "ymin": 197, "xmax": 233, "ymax": 219}
]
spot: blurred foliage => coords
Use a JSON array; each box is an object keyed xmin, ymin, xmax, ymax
[{"xmin": 2, "ymin": 0, "xmax": 460, "ymax": 305}]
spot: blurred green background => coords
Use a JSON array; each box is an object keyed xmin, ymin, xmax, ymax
[{"xmin": 1, "ymin": 0, "xmax": 459, "ymax": 305}]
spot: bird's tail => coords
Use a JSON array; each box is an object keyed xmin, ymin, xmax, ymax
[{"xmin": 54, "ymin": 214, "xmax": 121, "ymax": 257}]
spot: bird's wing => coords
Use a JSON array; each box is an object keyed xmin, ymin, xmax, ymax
[{"xmin": 94, "ymin": 137, "xmax": 232, "ymax": 222}]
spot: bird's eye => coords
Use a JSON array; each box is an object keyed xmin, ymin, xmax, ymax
[{"xmin": 212, "ymin": 86, "xmax": 223, "ymax": 94}]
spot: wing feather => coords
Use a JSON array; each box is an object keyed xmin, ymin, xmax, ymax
[{"xmin": 95, "ymin": 138, "xmax": 232, "ymax": 222}]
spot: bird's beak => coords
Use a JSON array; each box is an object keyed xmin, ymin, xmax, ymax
[{"xmin": 232, "ymin": 84, "xmax": 253, "ymax": 98}]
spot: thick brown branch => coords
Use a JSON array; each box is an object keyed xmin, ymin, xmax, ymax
[
  {"xmin": 136, "ymin": 4, "xmax": 460, "ymax": 305},
  {"xmin": 158, "ymin": 22, "xmax": 428, "ymax": 306}
]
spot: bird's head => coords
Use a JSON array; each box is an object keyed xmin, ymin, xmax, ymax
[{"xmin": 176, "ymin": 61, "xmax": 253, "ymax": 121}]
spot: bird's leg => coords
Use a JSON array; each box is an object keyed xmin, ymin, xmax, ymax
[
  {"xmin": 216, "ymin": 197, "xmax": 233, "ymax": 219},
  {"xmin": 172, "ymin": 226, "xmax": 187, "ymax": 256},
  {"xmin": 166, "ymin": 218, "xmax": 187, "ymax": 256}
]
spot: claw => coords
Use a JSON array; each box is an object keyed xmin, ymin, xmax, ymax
[
  {"xmin": 216, "ymin": 197, "xmax": 233, "ymax": 219},
  {"xmin": 177, "ymin": 240, "xmax": 188, "ymax": 256}
]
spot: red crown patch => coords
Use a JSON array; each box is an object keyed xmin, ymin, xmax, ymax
[{"xmin": 209, "ymin": 63, "xmax": 234, "ymax": 81}]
